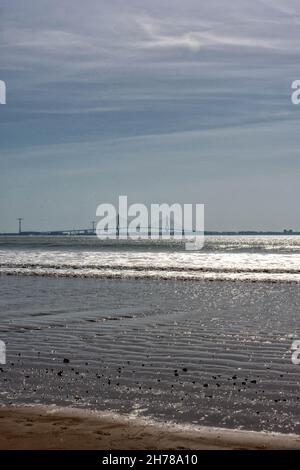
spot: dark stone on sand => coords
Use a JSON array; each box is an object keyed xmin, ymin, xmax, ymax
[{"xmin": 63, "ymin": 358, "xmax": 70, "ymax": 364}]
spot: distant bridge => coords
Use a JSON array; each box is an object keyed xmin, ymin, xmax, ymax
[{"xmin": 0, "ymin": 229, "xmax": 299, "ymax": 237}]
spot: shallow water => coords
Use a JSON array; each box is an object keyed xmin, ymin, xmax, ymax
[{"xmin": 0, "ymin": 275, "xmax": 300, "ymax": 433}]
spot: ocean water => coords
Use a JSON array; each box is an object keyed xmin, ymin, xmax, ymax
[
  {"xmin": 0, "ymin": 235, "xmax": 300, "ymax": 433},
  {"xmin": 1, "ymin": 235, "xmax": 300, "ymax": 282}
]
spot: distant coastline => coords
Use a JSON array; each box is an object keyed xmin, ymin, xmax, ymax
[{"xmin": 0, "ymin": 230, "xmax": 299, "ymax": 236}]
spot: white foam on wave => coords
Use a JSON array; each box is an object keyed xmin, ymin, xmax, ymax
[{"xmin": 1, "ymin": 248, "xmax": 300, "ymax": 283}]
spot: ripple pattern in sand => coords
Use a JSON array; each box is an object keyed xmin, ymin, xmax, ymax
[{"xmin": 0, "ymin": 277, "xmax": 300, "ymax": 433}]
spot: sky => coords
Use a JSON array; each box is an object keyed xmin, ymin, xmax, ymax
[{"xmin": 1, "ymin": 0, "xmax": 300, "ymax": 232}]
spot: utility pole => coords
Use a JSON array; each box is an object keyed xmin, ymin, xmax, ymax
[
  {"xmin": 17, "ymin": 218, "xmax": 23, "ymax": 235},
  {"xmin": 91, "ymin": 221, "xmax": 96, "ymax": 234}
]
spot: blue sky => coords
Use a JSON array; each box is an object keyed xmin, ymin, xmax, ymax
[{"xmin": 1, "ymin": 0, "xmax": 300, "ymax": 232}]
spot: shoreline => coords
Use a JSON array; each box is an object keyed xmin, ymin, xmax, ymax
[{"xmin": 0, "ymin": 405, "xmax": 300, "ymax": 450}]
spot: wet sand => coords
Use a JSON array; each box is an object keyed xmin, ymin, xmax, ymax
[
  {"xmin": 0, "ymin": 405, "xmax": 300, "ymax": 450},
  {"xmin": 1, "ymin": 277, "xmax": 300, "ymax": 433}
]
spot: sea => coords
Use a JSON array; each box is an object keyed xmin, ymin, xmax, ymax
[{"xmin": 0, "ymin": 235, "xmax": 299, "ymax": 433}]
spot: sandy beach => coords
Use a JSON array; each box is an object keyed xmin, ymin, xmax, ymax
[
  {"xmin": 1, "ymin": 275, "xmax": 300, "ymax": 435},
  {"xmin": 0, "ymin": 405, "xmax": 300, "ymax": 450}
]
